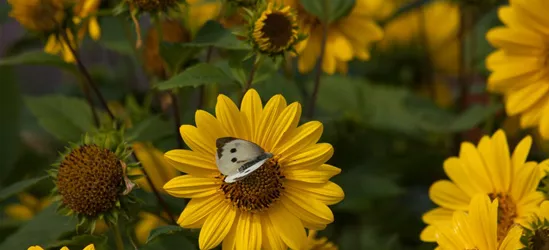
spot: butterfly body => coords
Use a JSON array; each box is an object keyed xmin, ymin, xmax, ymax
[{"xmin": 215, "ymin": 137, "xmax": 273, "ymax": 183}]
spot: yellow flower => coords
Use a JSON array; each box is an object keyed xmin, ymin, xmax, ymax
[
  {"xmin": 303, "ymin": 230, "xmax": 338, "ymax": 250},
  {"xmin": 28, "ymin": 244, "xmax": 95, "ymax": 250},
  {"xmin": 485, "ymin": 0, "xmax": 549, "ymax": 139},
  {"xmin": 180, "ymin": 0, "xmax": 222, "ymax": 35},
  {"xmin": 134, "ymin": 212, "xmax": 168, "ymax": 244},
  {"xmin": 7, "ymin": 0, "xmax": 66, "ymax": 33},
  {"xmin": 251, "ymin": 2, "xmax": 300, "ymax": 56},
  {"xmin": 44, "ymin": 0, "xmax": 102, "ymax": 62},
  {"xmin": 435, "ymin": 194, "xmax": 523, "ymax": 250},
  {"xmin": 163, "ymin": 89, "xmax": 344, "ymax": 249},
  {"xmin": 379, "ymin": 0, "xmax": 460, "ymax": 107},
  {"xmin": 4, "ymin": 193, "xmax": 51, "ymax": 220},
  {"xmin": 142, "ymin": 19, "xmax": 191, "ymax": 79},
  {"xmin": 421, "ymin": 130, "xmax": 546, "ymax": 243},
  {"xmin": 132, "ymin": 142, "xmax": 179, "ymax": 193},
  {"xmin": 273, "ymin": 0, "xmax": 383, "ymax": 74}
]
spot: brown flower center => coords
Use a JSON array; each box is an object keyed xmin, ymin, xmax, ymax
[
  {"xmin": 220, "ymin": 158, "xmax": 284, "ymax": 212},
  {"xmin": 56, "ymin": 144, "xmax": 124, "ymax": 217},
  {"xmin": 260, "ymin": 12, "xmax": 294, "ymax": 49},
  {"xmin": 531, "ymin": 228, "xmax": 549, "ymax": 250},
  {"xmin": 489, "ymin": 193, "xmax": 517, "ymax": 242}
]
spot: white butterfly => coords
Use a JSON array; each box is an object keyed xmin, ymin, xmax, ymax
[{"xmin": 215, "ymin": 137, "xmax": 273, "ymax": 183}]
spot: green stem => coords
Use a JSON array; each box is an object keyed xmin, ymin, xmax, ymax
[
  {"xmin": 243, "ymin": 56, "xmax": 262, "ymax": 97},
  {"xmin": 111, "ymin": 222, "xmax": 125, "ymax": 250},
  {"xmin": 307, "ymin": 0, "xmax": 330, "ymax": 119}
]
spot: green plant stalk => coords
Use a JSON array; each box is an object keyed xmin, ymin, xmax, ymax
[
  {"xmin": 111, "ymin": 222, "xmax": 125, "ymax": 250},
  {"xmin": 243, "ymin": 55, "xmax": 262, "ymax": 96},
  {"xmin": 307, "ymin": 0, "xmax": 330, "ymax": 119}
]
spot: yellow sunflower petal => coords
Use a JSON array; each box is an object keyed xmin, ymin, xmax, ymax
[
  {"xmin": 443, "ymin": 157, "xmax": 481, "ymax": 196},
  {"xmin": 538, "ymin": 102, "xmax": 549, "ymax": 139},
  {"xmin": 195, "ymin": 110, "xmax": 230, "ymax": 147},
  {"xmin": 422, "ymin": 207, "xmax": 454, "ymax": 224},
  {"xmin": 505, "ymin": 82, "xmax": 549, "ymax": 115},
  {"xmin": 216, "ymin": 95, "xmax": 249, "ymax": 140},
  {"xmin": 164, "ymin": 149, "xmax": 218, "ymax": 177},
  {"xmin": 268, "ymin": 102, "xmax": 302, "ymax": 151},
  {"xmin": 511, "ymin": 135, "xmax": 533, "ymax": 176},
  {"xmin": 4, "ymin": 204, "xmax": 34, "ymax": 220},
  {"xmin": 163, "ymin": 175, "xmax": 220, "ymax": 198},
  {"xmin": 499, "ymin": 226, "xmax": 522, "ymax": 250},
  {"xmin": 268, "ymin": 204, "xmax": 307, "ymax": 250},
  {"xmin": 235, "ymin": 213, "xmax": 262, "ymax": 250},
  {"xmin": 284, "ymin": 164, "xmax": 341, "ymax": 183},
  {"xmin": 83, "ymin": 244, "xmax": 95, "ymax": 250},
  {"xmin": 486, "ymin": 27, "xmax": 545, "ymax": 52},
  {"xmin": 255, "ymin": 95, "xmax": 287, "ymax": 150},
  {"xmin": 180, "ymin": 124, "xmax": 216, "ymax": 156},
  {"xmin": 468, "ymin": 194, "xmax": 496, "ymax": 250},
  {"xmin": 476, "ymin": 136, "xmax": 504, "ymax": 192},
  {"xmin": 434, "ymin": 220, "xmax": 465, "ymax": 249},
  {"xmin": 429, "ymin": 180, "xmax": 470, "ymax": 210},
  {"xmin": 222, "ymin": 221, "xmax": 238, "ymax": 250},
  {"xmin": 515, "ymin": 191, "xmax": 544, "ymax": 219},
  {"xmin": 510, "ymin": 162, "xmax": 540, "ymax": 203},
  {"xmin": 282, "ymin": 143, "xmax": 333, "ymax": 170},
  {"xmin": 261, "ymin": 215, "xmax": 286, "ymax": 250},
  {"xmin": 240, "ymin": 89, "xmax": 263, "ymax": 142},
  {"xmin": 27, "ymin": 247, "xmax": 44, "ymax": 250},
  {"xmin": 459, "ymin": 142, "xmax": 493, "ymax": 192},
  {"xmin": 199, "ymin": 202, "xmax": 236, "ymax": 250},
  {"xmin": 285, "ymin": 181, "xmax": 344, "ymax": 205},
  {"xmin": 420, "ymin": 225, "xmax": 438, "ymax": 242},
  {"xmin": 88, "ymin": 17, "xmax": 100, "ymax": 40},
  {"xmin": 178, "ymin": 194, "xmax": 224, "ymax": 228},
  {"xmin": 273, "ymin": 121, "xmax": 323, "ymax": 158},
  {"xmin": 281, "ymin": 190, "xmax": 333, "ymax": 230}
]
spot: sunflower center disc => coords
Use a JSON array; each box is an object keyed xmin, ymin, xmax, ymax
[
  {"xmin": 531, "ymin": 228, "xmax": 549, "ymax": 249},
  {"xmin": 489, "ymin": 192, "xmax": 517, "ymax": 242},
  {"xmin": 260, "ymin": 12, "xmax": 293, "ymax": 49},
  {"xmin": 57, "ymin": 144, "xmax": 124, "ymax": 217},
  {"xmin": 221, "ymin": 158, "xmax": 284, "ymax": 212}
]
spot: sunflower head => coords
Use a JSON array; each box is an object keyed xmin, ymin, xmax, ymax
[
  {"xmin": 244, "ymin": 1, "xmax": 305, "ymax": 57},
  {"xmin": 49, "ymin": 130, "xmax": 138, "ymax": 232},
  {"xmin": 7, "ymin": 0, "xmax": 69, "ymax": 33},
  {"xmin": 305, "ymin": 230, "xmax": 338, "ymax": 250}
]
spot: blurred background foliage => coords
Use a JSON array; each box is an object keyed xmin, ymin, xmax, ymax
[{"xmin": 0, "ymin": 0, "xmax": 543, "ymax": 249}]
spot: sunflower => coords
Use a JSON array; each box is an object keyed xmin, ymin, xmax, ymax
[
  {"xmin": 379, "ymin": 0, "xmax": 460, "ymax": 107},
  {"xmin": 180, "ymin": 0, "xmax": 222, "ymax": 35},
  {"xmin": 134, "ymin": 212, "xmax": 169, "ymax": 244},
  {"xmin": 7, "ymin": 0, "xmax": 66, "ymax": 33},
  {"xmin": 421, "ymin": 130, "xmax": 545, "ymax": 243},
  {"xmin": 272, "ymin": 0, "xmax": 383, "ymax": 74},
  {"xmin": 246, "ymin": 2, "xmax": 302, "ymax": 57},
  {"xmin": 163, "ymin": 89, "xmax": 344, "ymax": 249},
  {"xmin": 485, "ymin": 0, "xmax": 549, "ymax": 139},
  {"xmin": 43, "ymin": 0, "xmax": 102, "ymax": 62},
  {"xmin": 520, "ymin": 201, "xmax": 549, "ymax": 249},
  {"xmin": 28, "ymin": 244, "xmax": 95, "ymax": 250},
  {"xmin": 303, "ymin": 230, "xmax": 338, "ymax": 250},
  {"xmin": 434, "ymin": 194, "xmax": 523, "ymax": 250},
  {"xmin": 4, "ymin": 193, "xmax": 52, "ymax": 221}
]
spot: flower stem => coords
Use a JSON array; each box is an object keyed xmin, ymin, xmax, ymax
[
  {"xmin": 170, "ymin": 92, "xmax": 184, "ymax": 149},
  {"xmin": 131, "ymin": 153, "xmax": 178, "ymax": 225},
  {"xmin": 59, "ymin": 31, "xmax": 100, "ymax": 127},
  {"xmin": 198, "ymin": 47, "xmax": 215, "ymax": 110},
  {"xmin": 307, "ymin": 1, "xmax": 330, "ymax": 119},
  {"xmin": 244, "ymin": 56, "xmax": 261, "ymax": 95},
  {"xmin": 111, "ymin": 222, "xmax": 125, "ymax": 250},
  {"xmin": 61, "ymin": 30, "xmax": 116, "ymax": 121}
]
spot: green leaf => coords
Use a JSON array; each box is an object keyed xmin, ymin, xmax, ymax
[
  {"xmin": 0, "ymin": 67, "xmax": 20, "ymax": 184},
  {"xmin": 299, "ymin": 0, "xmax": 355, "ymax": 23},
  {"xmin": 159, "ymin": 42, "xmax": 201, "ymax": 74},
  {"xmin": 144, "ymin": 225, "xmax": 196, "ymax": 250},
  {"xmin": 126, "ymin": 115, "xmax": 174, "ymax": 143},
  {"xmin": 0, "ymin": 205, "xmax": 77, "ymax": 249},
  {"xmin": 155, "ymin": 63, "xmax": 232, "ymax": 90},
  {"xmin": 0, "ymin": 176, "xmax": 48, "ymax": 202},
  {"xmin": 181, "ymin": 21, "xmax": 250, "ymax": 50},
  {"xmin": 146, "ymin": 225, "xmax": 184, "ymax": 243},
  {"xmin": 0, "ymin": 51, "xmax": 77, "ymax": 72},
  {"xmin": 25, "ymin": 95, "xmax": 96, "ymax": 141},
  {"xmin": 98, "ymin": 16, "xmax": 135, "ymax": 55}
]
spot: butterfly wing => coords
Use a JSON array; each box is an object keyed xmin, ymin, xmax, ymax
[
  {"xmin": 224, "ymin": 156, "xmax": 271, "ymax": 183},
  {"xmin": 215, "ymin": 137, "xmax": 266, "ymax": 176}
]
